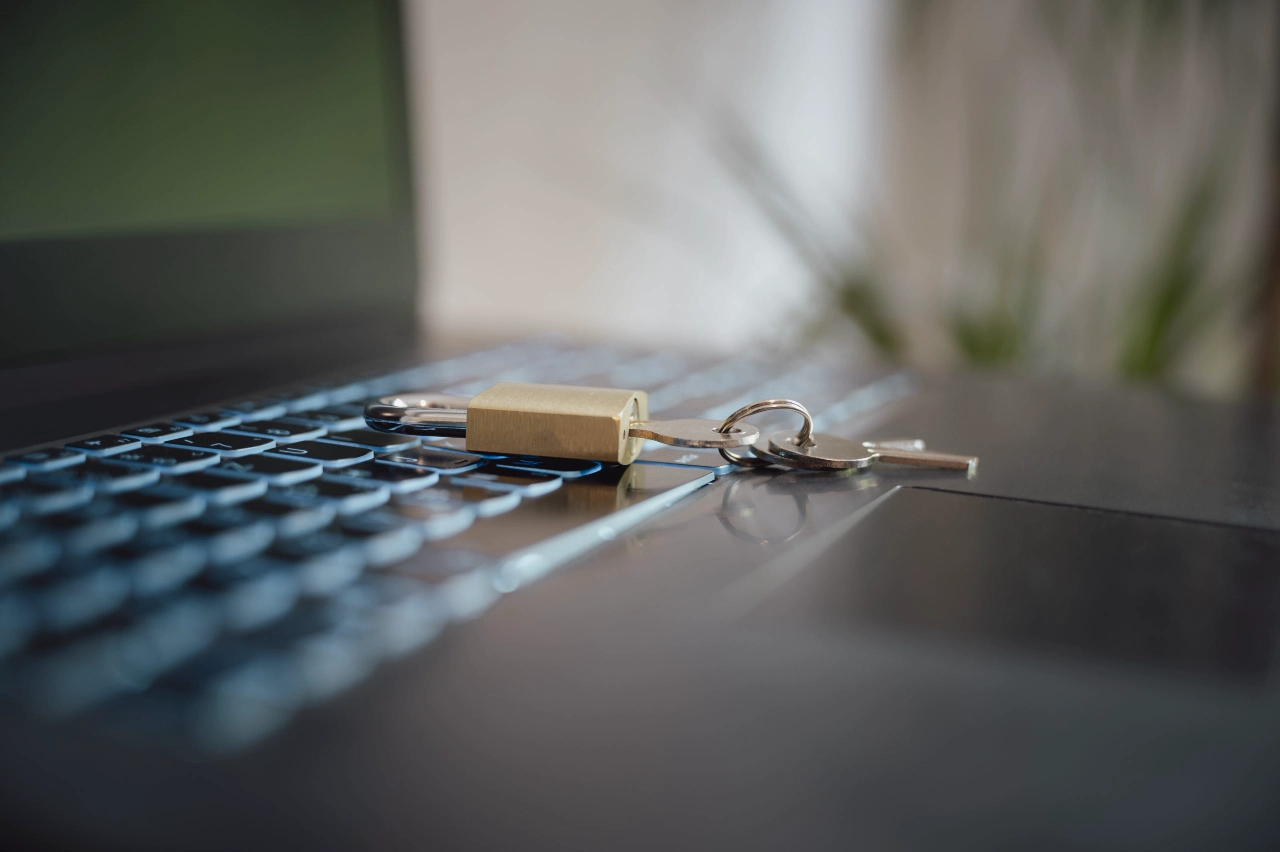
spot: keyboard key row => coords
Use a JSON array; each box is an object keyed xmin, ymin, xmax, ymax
[
  {"xmin": 6, "ymin": 448, "xmax": 86, "ymax": 472},
  {"xmin": 280, "ymin": 405, "xmax": 366, "ymax": 431},
  {"xmin": 219, "ymin": 398, "xmax": 289, "ymax": 422},
  {"xmin": 271, "ymin": 479, "xmax": 390, "ymax": 516},
  {"xmin": 43, "ymin": 461, "xmax": 160, "ymax": 494},
  {"xmin": 174, "ymin": 411, "xmax": 243, "ymax": 432},
  {"xmin": 262, "ymin": 440, "xmax": 372, "ymax": 468},
  {"xmin": 170, "ymin": 432, "xmax": 276, "ymax": 457},
  {"xmin": 322, "ymin": 461, "xmax": 439, "ymax": 494},
  {"xmin": 224, "ymin": 419, "xmax": 327, "ymax": 444},
  {"xmin": 112, "ymin": 445, "xmax": 222, "ymax": 474},
  {"xmin": 317, "ymin": 429, "xmax": 418, "ymax": 453},
  {"xmin": 214, "ymin": 455, "xmax": 323, "ymax": 486},
  {"xmin": 120, "ymin": 423, "xmax": 195, "ymax": 443},
  {"xmin": 65, "ymin": 434, "xmax": 141, "ymax": 457}
]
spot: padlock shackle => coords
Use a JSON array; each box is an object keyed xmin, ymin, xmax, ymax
[{"xmin": 365, "ymin": 392, "xmax": 470, "ymax": 434}]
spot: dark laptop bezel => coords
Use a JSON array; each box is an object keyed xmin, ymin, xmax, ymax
[{"xmin": 0, "ymin": 0, "xmax": 423, "ymax": 441}]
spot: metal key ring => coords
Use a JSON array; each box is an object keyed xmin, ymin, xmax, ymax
[{"xmin": 716, "ymin": 399, "xmax": 814, "ymax": 467}]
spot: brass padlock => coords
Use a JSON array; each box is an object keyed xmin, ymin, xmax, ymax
[
  {"xmin": 468, "ymin": 382, "xmax": 648, "ymax": 464},
  {"xmin": 365, "ymin": 381, "xmax": 760, "ymax": 464}
]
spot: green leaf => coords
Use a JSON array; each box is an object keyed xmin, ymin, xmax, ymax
[
  {"xmin": 835, "ymin": 269, "xmax": 903, "ymax": 357},
  {"xmin": 1119, "ymin": 169, "xmax": 1219, "ymax": 379}
]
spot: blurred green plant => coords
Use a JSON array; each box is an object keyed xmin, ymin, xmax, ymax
[
  {"xmin": 718, "ymin": 105, "xmax": 1229, "ymax": 382},
  {"xmin": 1118, "ymin": 168, "xmax": 1222, "ymax": 379},
  {"xmin": 710, "ymin": 0, "xmax": 1257, "ymax": 391}
]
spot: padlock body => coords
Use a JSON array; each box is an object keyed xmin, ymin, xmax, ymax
[{"xmin": 466, "ymin": 382, "xmax": 649, "ymax": 464}]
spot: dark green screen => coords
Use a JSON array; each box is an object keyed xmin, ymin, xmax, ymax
[{"xmin": 0, "ymin": 0, "xmax": 414, "ymax": 364}]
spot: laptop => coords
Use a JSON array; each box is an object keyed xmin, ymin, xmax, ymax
[{"xmin": 4, "ymin": 2, "xmax": 1280, "ymax": 849}]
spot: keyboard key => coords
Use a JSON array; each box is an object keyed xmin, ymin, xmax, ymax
[
  {"xmin": 391, "ymin": 498, "xmax": 477, "ymax": 540},
  {"xmin": 399, "ymin": 481, "xmax": 520, "ymax": 518},
  {"xmin": 457, "ymin": 463, "xmax": 563, "ymax": 497},
  {"xmin": 341, "ymin": 511, "xmax": 425, "ymax": 567},
  {"xmin": 110, "ymin": 445, "xmax": 221, "ymax": 475},
  {"xmin": 496, "ymin": 456, "xmax": 604, "ymax": 478},
  {"xmin": 170, "ymin": 433, "xmax": 276, "ymax": 458},
  {"xmin": 380, "ymin": 447, "xmax": 485, "ymax": 474},
  {"xmin": 224, "ymin": 419, "xmax": 327, "ymax": 444},
  {"xmin": 102, "ymin": 595, "xmax": 223, "ymax": 695},
  {"xmin": 65, "ymin": 434, "xmax": 142, "ymax": 457},
  {"xmin": 0, "ymin": 528, "xmax": 61, "ymax": 584},
  {"xmin": 272, "ymin": 386, "xmax": 331, "ymax": 413},
  {"xmin": 27, "ymin": 563, "xmax": 131, "ymax": 634},
  {"xmin": 321, "ymin": 461, "xmax": 439, "ymax": 494},
  {"xmin": 423, "ymin": 436, "xmax": 507, "ymax": 459},
  {"xmin": 121, "ymin": 423, "xmax": 195, "ymax": 443},
  {"xmin": 280, "ymin": 404, "xmax": 365, "ymax": 431},
  {"xmin": 635, "ymin": 446, "xmax": 736, "ymax": 475},
  {"xmin": 20, "ymin": 630, "xmax": 126, "ymax": 716},
  {"xmin": 0, "ymin": 464, "xmax": 25, "ymax": 485},
  {"xmin": 114, "ymin": 484, "xmax": 207, "ymax": 529},
  {"xmin": 269, "ymin": 530, "xmax": 366, "ymax": 597},
  {"xmin": 5, "ymin": 478, "xmax": 94, "ymax": 515},
  {"xmin": 184, "ymin": 506, "xmax": 276, "ymax": 566},
  {"xmin": 213, "ymin": 454, "xmax": 323, "ymax": 486},
  {"xmin": 111, "ymin": 528, "xmax": 208, "ymax": 597},
  {"xmin": 239, "ymin": 498, "xmax": 336, "ymax": 538},
  {"xmin": 171, "ymin": 471, "xmax": 269, "ymax": 506},
  {"xmin": 329, "ymin": 577, "xmax": 448, "ymax": 657},
  {"xmin": 5, "ymin": 448, "xmax": 86, "ymax": 472},
  {"xmin": 146, "ymin": 644, "xmax": 304, "ymax": 753},
  {"xmin": 318, "ymin": 429, "xmax": 418, "ymax": 453},
  {"xmin": 0, "ymin": 501, "xmax": 18, "ymax": 530},
  {"xmin": 244, "ymin": 603, "xmax": 380, "ymax": 702},
  {"xmin": 174, "ymin": 410, "xmax": 243, "ymax": 432},
  {"xmin": 199, "ymin": 559, "xmax": 300, "ymax": 633},
  {"xmin": 220, "ymin": 398, "xmax": 288, "ymax": 422},
  {"xmin": 268, "ymin": 479, "xmax": 390, "ymax": 516},
  {"xmin": 321, "ymin": 382, "xmax": 370, "ymax": 405},
  {"xmin": 52, "ymin": 460, "xmax": 160, "ymax": 494},
  {"xmin": 262, "ymin": 440, "xmax": 372, "ymax": 468},
  {"xmin": 0, "ymin": 594, "xmax": 37, "ymax": 658},
  {"xmin": 40, "ymin": 501, "xmax": 140, "ymax": 556}
]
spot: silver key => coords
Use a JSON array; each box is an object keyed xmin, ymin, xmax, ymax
[
  {"xmin": 862, "ymin": 438, "xmax": 926, "ymax": 452},
  {"xmin": 746, "ymin": 434, "xmax": 903, "ymax": 470},
  {"xmin": 763, "ymin": 432, "xmax": 978, "ymax": 473}
]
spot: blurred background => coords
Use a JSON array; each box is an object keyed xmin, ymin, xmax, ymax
[{"xmin": 410, "ymin": 0, "xmax": 1280, "ymax": 398}]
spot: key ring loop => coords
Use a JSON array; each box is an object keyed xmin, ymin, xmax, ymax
[{"xmin": 716, "ymin": 399, "xmax": 813, "ymax": 467}]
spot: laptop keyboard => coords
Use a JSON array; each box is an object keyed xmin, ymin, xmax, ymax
[{"xmin": 0, "ymin": 338, "xmax": 911, "ymax": 756}]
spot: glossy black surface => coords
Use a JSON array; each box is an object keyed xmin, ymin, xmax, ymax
[{"xmin": 761, "ymin": 487, "xmax": 1280, "ymax": 682}]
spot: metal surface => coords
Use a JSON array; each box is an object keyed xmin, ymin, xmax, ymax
[
  {"xmin": 716, "ymin": 399, "xmax": 813, "ymax": 467},
  {"xmin": 384, "ymin": 393, "xmax": 473, "ymax": 411},
  {"xmin": 365, "ymin": 394, "xmax": 470, "ymax": 434},
  {"xmin": 746, "ymin": 433, "xmax": 805, "ymax": 469},
  {"xmin": 466, "ymin": 382, "xmax": 650, "ymax": 464},
  {"xmin": 767, "ymin": 431, "xmax": 978, "ymax": 472},
  {"xmin": 862, "ymin": 438, "xmax": 927, "ymax": 452}
]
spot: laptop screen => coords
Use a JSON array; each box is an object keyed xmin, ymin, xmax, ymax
[{"xmin": 0, "ymin": 0, "xmax": 416, "ymax": 366}]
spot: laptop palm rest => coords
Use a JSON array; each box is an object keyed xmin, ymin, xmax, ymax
[{"xmin": 757, "ymin": 487, "xmax": 1280, "ymax": 685}]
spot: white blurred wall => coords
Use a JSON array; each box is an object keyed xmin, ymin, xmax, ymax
[{"xmin": 404, "ymin": 0, "xmax": 888, "ymax": 353}]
